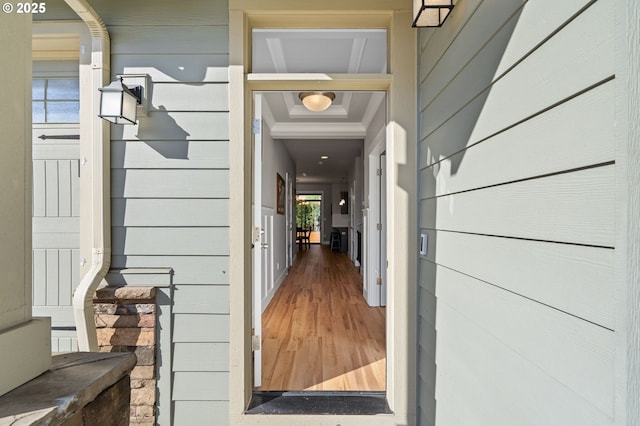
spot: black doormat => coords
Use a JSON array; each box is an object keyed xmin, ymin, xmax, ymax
[{"xmin": 246, "ymin": 391, "xmax": 392, "ymax": 415}]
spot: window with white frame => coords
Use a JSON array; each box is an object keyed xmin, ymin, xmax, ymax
[{"xmin": 32, "ymin": 78, "xmax": 79, "ymax": 123}]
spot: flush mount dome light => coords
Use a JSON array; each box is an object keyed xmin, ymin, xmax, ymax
[{"xmin": 299, "ymin": 91, "xmax": 335, "ymax": 112}]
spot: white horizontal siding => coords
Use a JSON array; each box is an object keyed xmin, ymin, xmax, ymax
[
  {"xmin": 111, "ymin": 255, "xmax": 229, "ymax": 285},
  {"xmin": 114, "ymin": 111, "xmax": 229, "ymax": 141},
  {"xmin": 419, "ymin": 81, "xmax": 615, "ymax": 196},
  {"xmin": 111, "ymin": 169, "xmax": 229, "ymax": 198},
  {"xmin": 173, "ymin": 401, "xmax": 229, "ymax": 426},
  {"xmin": 417, "ymin": 0, "xmax": 616, "ymax": 423},
  {"xmin": 173, "ymin": 314, "xmax": 229, "ymax": 343},
  {"xmin": 173, "ymin": 343, "xmax": 229, "ymax": 371},
  {"xmin": 110, "ymin": 26, "xmax": 228, "ymax": 55},
  {"xmin": 112, "ymin": 199, "xmax": 228, "ymax": 227},
  {"xmin": 112, "ymin": 55, "xmax": 229, "ymax": 83},
  {"xmin": 420, "ymin": 165, "xmax": 615, "ymax": 247},
  {"xmin": 172, "ymin": 285, "xmax": 229, "ymax": 314},
  {"xmin": 111, "ymin": 140, "xmax": 229, "ymax": 170},
  {"xmin": 150, "ymin": 83, "xmax": 229, "ymax": 112},
  {"xmin": 112, "ymin": 227, "xmax": 228, "ymax": 256},
  {"xmin": 173, "ymin": 372, "xmax": 229, "ymax": 401}
]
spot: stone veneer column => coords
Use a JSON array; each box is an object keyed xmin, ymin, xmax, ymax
[
  {"xmin": 94, "ymin": 286, "xmax": 157, "ymax": 425},
  {"xmin": 0, "ymin": 8, "xmax": 51, "ymax": 397}
]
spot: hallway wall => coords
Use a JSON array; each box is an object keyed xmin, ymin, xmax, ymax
[{"xmin": 417, "ymin": 0, "xmax": 615, "ymax": 424}]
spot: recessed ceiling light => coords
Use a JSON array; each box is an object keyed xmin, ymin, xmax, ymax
[
  {"xmin": 320, "ymin": 155, "xmax": 329, "ymax": 160},
  {"xmin": 302, "ymin": 172, "xmax": 307, "ymax": 177},
  {"xmin": 318, "ymin": 161, "xmax": 323, "ymax": 165}
]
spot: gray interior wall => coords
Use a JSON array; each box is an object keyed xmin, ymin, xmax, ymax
[
  {"xmin": 65, "ymin": 0, "xmax": 232, "ymax": 424},
  {"xmin": 417, "ymin": 0, "xmax": 615, "ymax": 424}
]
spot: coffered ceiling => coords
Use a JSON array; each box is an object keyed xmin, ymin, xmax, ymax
[{"xmin": 253, "ymin": 29, "xmax": 387, "ymax": 184}]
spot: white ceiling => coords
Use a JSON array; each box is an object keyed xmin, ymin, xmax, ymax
[{"xmin": 253, "ymin": 29, "xmax": 387, "ymax": 184}]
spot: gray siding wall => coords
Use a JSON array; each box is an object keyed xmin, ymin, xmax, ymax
[
  {"xmin": 87, "ymin": 0, "xmax": 230, "ymax": 424},
  {"xmin": 417, "ymin": 0, "xmax": 615, "ymax": 424}
]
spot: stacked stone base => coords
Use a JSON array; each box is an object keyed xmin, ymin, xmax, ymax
[{"xmin": 94, "ymin": 286, "xmax": 156, "ymax": 425}]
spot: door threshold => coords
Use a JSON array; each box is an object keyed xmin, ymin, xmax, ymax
[{"xmin": 246, "ymin": 391, "xmax": 391, "ymax": 415}]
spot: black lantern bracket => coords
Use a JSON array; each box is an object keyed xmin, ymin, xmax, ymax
[{"xmin": 119, "ymin": 74, "xmax": 150, "ymax": 117}]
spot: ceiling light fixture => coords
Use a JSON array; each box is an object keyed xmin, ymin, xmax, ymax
[
  {"xmin": 299, "ymin": 91, "xmax": 335, "ymax": 112},
  {"xmin": 320, "ymin": 155, "xmax": 329, "ymax": 160}
]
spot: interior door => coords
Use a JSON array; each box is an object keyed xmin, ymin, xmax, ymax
[
  {"xmin": 252, "ymin": 93, "xmax": 263, "ymax": 387},
  {"xmin": 379, "ymin": 152, "xmax": 387, "ymax": 306}
]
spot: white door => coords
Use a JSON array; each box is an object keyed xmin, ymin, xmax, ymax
[
  {"xmin": 31, "ymin": 70, "xmax": 81, "ymax": 352},
  {"xmin": 379, "ymin": 152, "xmax": 387, "ymax": 306},
  {"xmin": 252, "ymin": 93, "xmax": 264, "ymax": 387}
]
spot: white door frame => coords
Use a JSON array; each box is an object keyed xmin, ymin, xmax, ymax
[
  {"xmin": 229, "ymin": 4, "xmax": 417, "ymax": 424},
  {"xmin": 251, "ymin": 93, "xmax": 263, "ymax": 387}
]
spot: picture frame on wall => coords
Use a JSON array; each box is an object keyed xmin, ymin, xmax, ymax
[{"xmin": 276, "ymin": 173, "xmax": 285, "ymax": 215}]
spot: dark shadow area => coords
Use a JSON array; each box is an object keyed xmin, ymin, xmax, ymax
[{"xmin": 247, "ymin": 391, "xmax": 391, "ymax": 415}]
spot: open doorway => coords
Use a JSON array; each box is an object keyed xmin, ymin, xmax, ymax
[
  {"xmin": 296, "ymin": 193, "xmax": 322, "ymax": 247},
  {"xmin": 252, "ymin": 86, "xmax": 388, "ymax": 392}
]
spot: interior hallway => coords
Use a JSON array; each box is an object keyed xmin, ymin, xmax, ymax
[{"xmin": 259, "ymin": 245, "xmax": 386, "ymax": 391}]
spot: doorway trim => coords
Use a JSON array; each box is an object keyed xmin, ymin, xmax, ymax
[{"xmin": 229, "ymin": 2, "xmax": 417, "ymax": 424}]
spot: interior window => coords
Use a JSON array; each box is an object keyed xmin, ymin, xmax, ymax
[{"xmin": 32, "ymin": 78, "xmax": 79, "ymax": 123}]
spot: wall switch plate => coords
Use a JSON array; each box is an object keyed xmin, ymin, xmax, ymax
[{"xmin": 420, "ymin": 233, "xmax": 428, "ymax": 256}]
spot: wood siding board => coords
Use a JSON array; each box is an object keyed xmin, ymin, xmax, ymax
[
  {"xmin": 436, "ymin": 266, "xmax": 615, "ymax": 416},
  {"xmin": 45, "ymin": 250, "xmax": 59, "ymax": 306},
  {"xmin": 173, "ymin": 401, "xmax": 229, "ymax": 425},
  {"xmin": 113, "ymin": 111, "xmax": 229, "ymax": 141},
  {"xmin": 33, "ymin": 217, "xmax": 79, "ymax": 233},
  {"xmin": 111, "ymin": 169, "xmax": 229, "ymax": 198},
  {"xmin": 420, "ymin": 0, "xmax": 614, "ymax": 150},
  {"xmin": 110, "ymin": 26, "xmax": 228, "ymax": 55},
  {"xmin": 173, "ymin": 343, "xmax": 230, "ymax": 372},
  {"xmin": 418, "ymin": 0, "xmax": 484, "ymax": 79},
  {"xmin": 173, "ymin": 372, "xmax": 229, "ymax": 401},
  {"xmin": 436, "ymin": 303, "xmax": 612, "ymax": 425},
  {"xmin": 32, "ymin": 160, "xmax": 46, "ymax": 217},
  {"xmin": 173, "ymin": 314, "xmax": 229, "ymax": 343},
  {"xmin": 110, "ymin": 255, "xmax": 229, "ymax": 285},
  {"xmin": 111, "ymin": 140, "xmax": 230, "ymax": 170},
  {"xmin": 32, "ymin": 250, "xmax": 46, "ymax": 306},
  {"xmin": 112, "ymin": 55, "xmax": 229, "ymax": 83},
  {"xmin": 57, "ymin": 249, "xmax": 72, "ymax": 306},
  {"xmin": 172, "ymin": 285, "xmax": 229, "ymax": 314},
  {"xmin": 45, "ymin": 160, "xmax": 59, "ymax": 216},
  {"xmin": 112, "ymin": 227, "xmax": 229, "ymax": 256},
  {"xmin": 150, "ymin": 83, "xmax": 229, "ymax": 112},
  {"xmin": 58, "ymin": 161, "xmax": 72, "ymax": 217},
  {"xmin": 435, "ymin": 231, "xmax": 614, "ymax": 329},
  {"xmin": 112, "ymin": 199, "xmax": 229, "ymax": 227},
  {"xmin": 420, "ymin": 0, "xmax": 527, "ymax": 109},
  {"xmin": 419, "ymin": 81, "xmax": 615, "ymax": 194},
  {"xmin": 418, "ymin": 257, "xmax": 436, "ymax": 295},
  {"xmin": 86, "ymin": 0, "xmax": 228, "ymax": 26},
  {"xmin": 420, "ymin": 165, "xmax": 615, "ymax": 247}
]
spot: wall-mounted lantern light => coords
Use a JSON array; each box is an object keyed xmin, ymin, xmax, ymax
[
  {"xmin": 98, "ymin": 78, "xmax": 142, "ymax": 125},
  {"xmin": 412, "ymin": 0, "xmax": 454, "ymax": 28}
]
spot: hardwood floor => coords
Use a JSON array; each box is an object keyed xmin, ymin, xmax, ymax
[{"xmin": 259, "ymin": 245, "xmax": 386, "ymax": 391}]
